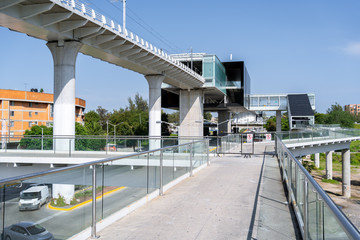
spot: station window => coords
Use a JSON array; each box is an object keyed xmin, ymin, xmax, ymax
[
  {"xmin": 10, "ymin": 121, "xmax": 14, "ymax": 127},
  {"xmin": 35, "ymin": 112, "xmax": 38, "ymax": 115},
  {"xmin": 10, "ymin": 111, "xmax": 14, "ymax": 117},
  {"xmin": 28, "ymin": 122, "xmax": 32, "ymax": 127},
  {"xmin": 10, "ymin": 101, "xmax": 14, "ymax": 106},
  {"xmin": 29, "ymin": 112, "xmax": 32, "ymax": 117},
  {"xmin": 29, "ymin": 102, "xmax": 33, "ymax": 107}
]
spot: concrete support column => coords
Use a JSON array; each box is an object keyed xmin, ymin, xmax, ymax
[
  {"xmin": 47, "ymin": 41, "xmax": 82, "ymax": 152},
  {"xmin": 342, "ymin": 149, "xmax": 351, "ymax": 198},
  {"xmin": 325, "ymin": 151, "xmax": 333, "ymax": 179},
  {"xmin": 314, "ymin": 153, "xmax": 320, "ymax": 168},
  {"xmin": 179, "ymin": 89, "xmax": 203, "ymax": 137},
  {"xmin": 218, "ymin": 111, "xmax": 231, "ymax": 136},
  {"xmin": 145, "ymin": 75, "xmax": 164, "ymax": 150},
  {"xmin": 52, "ymin": 184, "xmax": 75, "ymax": 204},
  {"xmin": 276, "ymin": 110, "xmax": 282, "ymax": 132}
]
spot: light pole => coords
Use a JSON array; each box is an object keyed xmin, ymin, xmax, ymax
[
  {"xmin": 107, "ymin": 122, "xmax": 122, "ymax": 148},
  {"xmin": 41, "ymin": 127, "xmax": 44, "ymax": 151}
]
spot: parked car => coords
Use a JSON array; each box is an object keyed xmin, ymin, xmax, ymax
[
  {"xmin": 19, "ymin": 186, "xmax": 50, "ymax": 211},
  {"xmin": 3, "ymin": 222, "xmax": 53, "ymax": 240}
]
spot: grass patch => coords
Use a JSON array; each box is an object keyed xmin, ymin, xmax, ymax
[{"xmin": 321, "ymin": 179, "xmax": 340, "ymax": 184}]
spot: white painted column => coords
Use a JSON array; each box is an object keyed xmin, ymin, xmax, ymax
[
  {"xmin": 145, "ymin": 75, "xmax": 164, "ymax": 150},
  {"xmin": 325, "ymin": 151, "xmax": 333, "ymax": 179},
  {"xmin": 342, "ymin": 149, "xmax": 351, "ymax": 198},
  {"xmin": 276, "ymin": 110, "xmax": 282, "ymax": 132},
  {"xmin": 314, "ymin": 153, "xmax": 320, "ymax": 168},
  {"xmin": 218, "ymin": 111, "xmax": 231, "ymax": 136},
  {"xmin": 179, "ymin": 90, "xmax": 203, "ymax": 137},
  {"xmin": 47, "ymin": 41, "xmax": 82, "ymax": 152}
]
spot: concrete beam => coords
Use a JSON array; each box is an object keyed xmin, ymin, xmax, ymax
[
  {"xmin": 145, "ymin": 75, "xmax": 165, "ymax": 150},
  {"xmin": 47, "ymin": 41, "xmax": 82, "ymax": 152},
  {"xmin": 287, "ymin": 141, "xmax": 350, "ymax": 158},
  {"xmin": 342, "ymin": 149, "xmax": 351, "ymax": 198},
  {"xmin": 179, "ymin": 89, "xmax": 203, "ymax": 137}
]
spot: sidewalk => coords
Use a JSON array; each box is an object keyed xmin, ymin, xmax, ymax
[{"xmin": 90, "ymin": 150, "xmax": 299, "ymax": 240}]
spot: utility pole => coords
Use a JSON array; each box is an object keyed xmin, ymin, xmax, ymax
[
  {"xmin": 123, "ymin": 0, "xmax": 126, "ymax": 33},
  {"xmin": 190, "ymin": 47, "xmax": 193, "ymax": 70}
]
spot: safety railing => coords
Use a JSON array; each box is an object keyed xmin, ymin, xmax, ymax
[
  {"xmin": 277, "ymin": 129, "xmax": 360, "ymax": 145},
  {"xmin": 276, "ymin": 136, "xmax": 360, "ymax": 239},
  {"xmin": 0, "ymin": 139, "xmax": 209, "ymax": 240},
  {"xmin": 0, "ymin": 135, "xmax": 219, "ymax": 157},
  {"xmin": 220, "ymin": 132, "xmax": 275, "ymax": 155}
]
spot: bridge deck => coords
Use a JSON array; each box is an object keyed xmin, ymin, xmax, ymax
[{"xmin": 89, "ymin": 148, "xmax": 300, "ymax": 239}]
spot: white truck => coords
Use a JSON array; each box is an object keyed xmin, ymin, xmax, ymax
[{"xmin": 19, "ymin": 185, "xmax": 50, "ymax": 211}]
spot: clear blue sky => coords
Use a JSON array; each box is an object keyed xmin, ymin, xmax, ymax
[{"xmin": 1, "ymin": 0, "xmax": 359, "ymax": 113}]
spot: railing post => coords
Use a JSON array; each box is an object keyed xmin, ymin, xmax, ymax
[
  {"xmin": 206, "ymin": 139, "xmax": 210, "ymax": 166},
  {"xmin": 91, "ymin": 164, "xmax": 97, "ymax": 238},
  {"xmin": 69, "ymin": 139, "xmax": 71, "ymax": 157},
  {"xmin": 304, "ymin": 179, "xmax": 308, "ymax": 240},
  {"xmin": 159, "ymin": 150, "xmax": 163, "ymax": 196},
  {"xmin": 190, "ymin": 143, "xmax": 193, "ymax": 177},
  {"xmin": 146, "ymin": 153, "xmax": 149, "ymax": 194},
  {"xmin": 1, "ymin": 185, "xmax": 5, "ymax": 240}
]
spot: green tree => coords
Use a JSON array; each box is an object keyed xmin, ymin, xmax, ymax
[
  {"xmin": 204, "ymin": 112, "xmax": 212, "ymax": 121},
  {"xmin": 19, "ymin": 125, "xmax": 53, "ymax": 150},
  {"xmin": 168, "ymin": 111, "xmax": 179, "ymax": 124},
  {"xmin": 326, "ymin": 103, "xmax": 354, "ymax": 128},
  {"xmin": 264, "ymin": 115, "xmax": 289, "ymax": 131}
]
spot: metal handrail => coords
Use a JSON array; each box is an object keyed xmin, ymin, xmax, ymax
[
  {"xmin": 276, "ymin": 136, "xmax": 360, "ymax": 239},
  {"xmin": 0, "ymin": 140, "xmax": 204, "ymax": 186}
]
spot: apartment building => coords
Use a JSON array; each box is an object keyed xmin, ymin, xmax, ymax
[
  {"xmin": 0, "ymin": 89, "xmax": 85, "ymax": 136},
  {"xmin": 345, "ymin": 104, "xmax": 360, "ymax": 116}
]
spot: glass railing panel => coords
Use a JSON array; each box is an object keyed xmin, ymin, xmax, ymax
[
  {"xmin": 173, "ymin": 145, "xmax": 190, "ymax": 179},
  {"xmin": 102, "ymin": 154, "xmax": 148, "ymax": 220},
  {"xmin": 2, "ymin": 166, "xmax": 93, "ymax": 240},
  {"xmin": 75, "ymin": 137, "xmax": 106, "ymax": 152},
  {"xmin": 323, "ymin": 204, "xmax": 348, "ymax": 239},
  {"xmin": 19, "ymin": 136, "xmax": 54, "ymax": 151},
  {"xmin": 296, "ymin": 167, "xmax": 305, "ymax": 220},
  {"xmin": 163, "ymin": 148, "xmax": 176, "ymax": 185},
  {"xmin": 307, "ymin": 183, "xmax": 324, "ymax": 240}
]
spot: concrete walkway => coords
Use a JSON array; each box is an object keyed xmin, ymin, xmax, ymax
[{"xmin": 89, "ymin": 151, "xmax": 300, "ymax": 240}]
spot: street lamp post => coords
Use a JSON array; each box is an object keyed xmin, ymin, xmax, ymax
[{"xmin": 107, "ymin": 122, "xmax": 122, "ymax": 149}]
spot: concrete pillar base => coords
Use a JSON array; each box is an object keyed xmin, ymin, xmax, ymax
[
  {"xmin": 47, "ymin": 41, "xmax": 82, "ymax": 152},
  {"xmin": 145, "ymin": 75, "xmax": 164, "ymax": 150},
  {"xmin": 52, "ymin": 184, "xmax": 75, "ymax": 204},
  {"xmin": 342, "ymin": 149, "xmax": 351, "ymax": 198},
  {"xmin": 326, "ymin": 151, "xmax": 333, "ymax": 180},
  {"xmin": 314, "ymin": 153, "xmax": 320, "ymax": 168},
  {"xmin": 218, "ymin": 111, "xmax": 231, "ymax": 136}
]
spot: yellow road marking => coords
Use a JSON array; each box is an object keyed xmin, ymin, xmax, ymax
[{"xmin": 48, "ymin": 187, "xmax": 125, "ymax": 211}]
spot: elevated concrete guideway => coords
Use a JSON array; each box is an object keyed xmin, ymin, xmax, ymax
[
  {"xmin": 0, "ymin": 0, "xmax": 206, "ymax": 150},
  {"xmin": 0, "ymin": 0, "xmax": 204, "ymax": 89}
]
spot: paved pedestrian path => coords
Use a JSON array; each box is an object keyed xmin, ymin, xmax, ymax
[{"xmin": 89, "ymin": 149, "xmax": 300, "ymax": 240}]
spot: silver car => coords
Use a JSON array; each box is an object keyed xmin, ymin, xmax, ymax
[{"xmin": 3, "ymin": 222, "xmax": 53, "ymax": 240}]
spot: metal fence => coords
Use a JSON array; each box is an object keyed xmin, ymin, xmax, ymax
[
  {"xmin": 276, "ymin": 136, "xmax": 360, "ymax": 239},
  {"xmin": 0, "ymin": 139, "xmax": 209, "ymax": 240}
]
